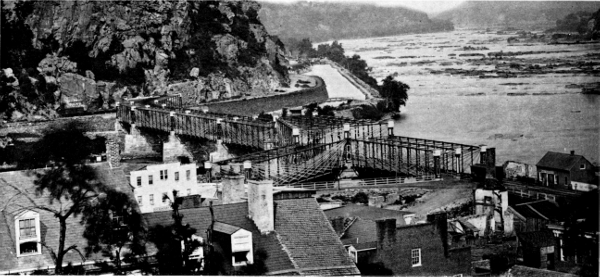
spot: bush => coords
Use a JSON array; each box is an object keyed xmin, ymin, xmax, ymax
[
  {"xmin": 352, "ymin": 105, "xmax": 383, "ymax": 120},
  {"xmin": 352, "ymin": 192, "xmax": 369, "ymax": 204}
]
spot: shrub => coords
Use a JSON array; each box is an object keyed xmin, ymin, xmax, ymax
[
  {"xmin": 352, "ymin": 105, "xmax": 383, "ymax": 120},
  {"xmin": 352, "ymin": 192, "xmax": 369, "ymax": 204}
]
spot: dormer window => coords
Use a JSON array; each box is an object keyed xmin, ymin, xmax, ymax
[{"xmin": 15, "ymin": 211, "xmax": 41, "ymax": 257}]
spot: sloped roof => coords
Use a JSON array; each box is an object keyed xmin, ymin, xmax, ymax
[
  {"xmin": 507, "ymin": 265, "xmax": 579, "ymax": 277},
  {"xmin": 517, "ymin": 230, "xmax": 555, "ymax": 248},
  {"xmin": 324, "ymin": 204, "xmax": 412, "ymax": 225},
  {"xmin": 513, "ymin": 200, "xmax": 564, "ymax": 222},
  {"xmin": 143, "ymin": 198, "xmax": 359, "ymax": 275},
  {"xmin": 0, "ymin": 164, "xmax": 130, "ymax": 272},
  {"xmin": 536, "ymin": 151, "xmax": 586, "ymax": 170},
  {"xmin": 213, "ymin": 221, "xmax": 242, "ymax": 235},
  {"xmin": 324, "ymin": 205, "xmax": 411, "ymax": 250}
]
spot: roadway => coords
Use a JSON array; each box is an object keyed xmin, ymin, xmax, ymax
[{"xmin": 305, "ymin": 64, "xmax": 367, "ymax": 101}]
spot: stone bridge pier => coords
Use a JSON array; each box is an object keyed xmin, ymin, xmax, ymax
[{"xmin": 120, "ymin": 120, "xmax": 215, "ymax": 163}]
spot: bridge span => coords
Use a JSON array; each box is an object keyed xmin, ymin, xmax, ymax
[{"xmin": 117, "ymin": 94, "xmax": 488, "ymax": 185}]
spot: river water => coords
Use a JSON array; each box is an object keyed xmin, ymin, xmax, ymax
[{"xmin": 332, "ymin": 30, "xmax": 600, "ymax": 165}]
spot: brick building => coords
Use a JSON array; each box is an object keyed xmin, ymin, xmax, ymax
[
  {"xmin": 325, "ymin": 205, "xmax": 470, "ymax": 276},
  {"xmin": 536, "ymin": 151, "xmax": 597, "ymax": 191}
]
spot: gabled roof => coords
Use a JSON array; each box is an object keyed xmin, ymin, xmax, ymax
[
  {"xmin": 143, "ymin": 198, "xmax": 359, "ymax": 275},
  {"xmin": 536, "ymin": 151, "xmax": 587, "ymax": 170},
  {"xmin": 517, "ymin": 230, "xmax": 555, "ymax": 248},
  {"xmin": 0, "ymin": 164, "xmax": 131, "ymax": 272}
]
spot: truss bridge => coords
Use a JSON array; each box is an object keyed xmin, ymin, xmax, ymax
[{"xmin": 117, "ymin": 94, "xmax": 487, "ymax": 185}]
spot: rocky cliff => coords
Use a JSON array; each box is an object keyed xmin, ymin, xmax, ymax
[{"xmin": 1, "ymin": 0, "xmax": 288, "ymax": 121}]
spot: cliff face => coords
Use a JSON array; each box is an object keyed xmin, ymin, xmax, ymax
[
  {"xmin": 1, "ymin": 0, "xmax": 288, "ymax": 121},
  {"xmin": 259, "ymin": 2, "xmax": 454, "ymax": 43}
]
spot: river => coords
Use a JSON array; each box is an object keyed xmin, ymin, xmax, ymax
[{"xmin": 329, "ymin": 30, "xmax": 600, "ymax": 165}]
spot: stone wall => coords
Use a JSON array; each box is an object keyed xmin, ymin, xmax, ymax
[{"xmin": 503, "ymin": 161, "xmax": 537, "ymax": 180}]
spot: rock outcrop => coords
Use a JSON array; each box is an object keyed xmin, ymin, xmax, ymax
[{"xmin": 1, "ymin": 0, "xmax": 289, "ymax": 121}]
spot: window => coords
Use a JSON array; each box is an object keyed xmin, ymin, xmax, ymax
[
  {"xmin": 149, "ymin": 175, "xmax": 153, "ymax": 185},
  {"xmin": 160, "ymin": 170, "xmax": 168, "ymax": 180},
  {"xmin": 175, "ymin": 172, "xmax": 180, "ymax": 181},
  {"xmin": 137, "ymin": 196, "xmax": 142, "ymax": 206},
  {"xmin": 187, "ymin": 189, "xmax": 192, "ymax": 196},
  {"xmin": 136, "ymin": 176, "xmax": 142, "ymax": 187},
  {"xmin": 580, "ymin": 164, "xmax": 586, "ymax": 170},
  {"xmin": 411, "ymin": 248, "xmax": 421, "ymax": 267},
  {"xmin": 162, "ymin": 193, "xmax": 168, "ymax": 203},
  {"xmin": 19, "ymin": 219, "xmax": 36, "ymax": 239},
  {"xmin": 15, "ymin": 211, "xmax": 41, "ymax": 256},
  {"xmin": 186, "ymin": 170, "xmax": 191, "ymax": 180},
  {"xmin": 150, "ymin": 194, "xmax": 154, "ymax": 205},
  {"xmin": 233, "ymin": 251, "xmax": 249, "ymax": 266}
]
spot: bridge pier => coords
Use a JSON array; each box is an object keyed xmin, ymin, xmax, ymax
[
  {"xmin": 163, "ymin": 131, "xmax": 194, "ymax": 163},
  {"xmin": 123, "ymin": 124, "xmax": 156, "ymax": 156}
]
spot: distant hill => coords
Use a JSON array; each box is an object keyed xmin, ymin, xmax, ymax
[
  {"xmin": 434, "ymin": 1, "xmax": 600, "ymax": 30},
  {"xmin": 258, "ymin": 2, "xmax": 454, "ymax": 43}
]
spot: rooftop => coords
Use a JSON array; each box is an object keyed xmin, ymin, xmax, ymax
[
  {"xmin": 536, "ymin": 151, "xmax": 588, "ymax": 170},
  {"xmin": 143, "ymin": 198, "xmax": 359, "ymax": 275}
]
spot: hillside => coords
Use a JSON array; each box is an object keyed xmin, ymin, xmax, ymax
[
  {"xmin": 258, "ymin": 2, "xmax": 453, "ymax": 43},
  {"xmin": 1, "ymin": 0, "xmax": 288, "ymax": 122},
  {"xmin": 435, "ymin": 1, "xmax": 600, "ymax": 30}
]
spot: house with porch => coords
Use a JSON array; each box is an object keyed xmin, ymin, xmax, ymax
[{"xmin": 536, "ymin": 151, "xmax": 597, "ymax": 191}]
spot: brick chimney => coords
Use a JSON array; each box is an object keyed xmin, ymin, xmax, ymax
[
  {"xmin": 222, "ymin": 174, "xmax": 245, "ymax": 204},
  {"xmin": 427, "ymin": 212, "xmax": 449, "ymax": 257},
  {"xmin": 247, "ymin": 180, "xmax": 274, "ymax": 234},
  {"xmin": 376, "ymin": 218, "xmax": 397, "ymax": 248},
  {"xmin": 570, "ymin": 150, "xmax": 575, "ymax": 155}
]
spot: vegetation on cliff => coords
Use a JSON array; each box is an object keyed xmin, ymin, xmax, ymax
[
  {"xmin": 1, "ymin": 0, "xmax": 288, "ymax": 121},
  {"xmin": 547, "ymin": 9, "xmax": 600, "ymax": 39},
  {"xmin": 435, "ymin": 1, "xmax": 600, "ymax": 30},
  {"xmin": 259, "ymin": 1, "xmax": 453, "ymax": 43}
]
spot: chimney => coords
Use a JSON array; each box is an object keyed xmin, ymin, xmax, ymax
[
  {"xmin": 570, "ymin": 150, "xmax": 575, "ymax": 155},
  {"xmin": 247, "ymin": 180, "xmax": 274, "ymax": 234},
  {"xmin": 222, "ymin": 174, "xmax": 245, "ymax": 204},
  {"xmin": 427, "ymin": 212, "xmax": 449, "ymax": 257},
  {"xmin": 376, "ymin": 218, "xmax": 397, "ymax": 248}
]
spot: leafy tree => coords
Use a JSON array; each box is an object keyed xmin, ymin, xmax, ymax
[
  {"xmin": 378, "ymin": 75, "xmax": 409, "ymax": 112},
  {"xmin": 83, "ymin": 189, "xmax": 147, "ymax": 274},
  {"xmin": 149, "ymin": 190, "xmax": 202, "ymax": 275},
  {"xmin": 14, "ymin": 120, "xmax": 134, "ymax": 274}
]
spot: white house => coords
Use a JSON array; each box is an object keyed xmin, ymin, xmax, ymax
[{"xmin": 130, "ymin": 162, "xmax": 216, "ymax": 213}]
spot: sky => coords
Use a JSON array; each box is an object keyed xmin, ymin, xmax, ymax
[{"xmin": 258, "ymin": 0, "xmax": 467, "ymax": 15}]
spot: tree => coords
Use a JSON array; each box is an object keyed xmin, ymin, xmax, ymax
[
  {"xmin": 83, "ymin": 189, "xmax": 147, "ymax": 274},
  {"xmin": 378, "ymin": 75, "xmax": 409, "ymax": 112},
  {"xmin": 562, "ymin": 189, "xmax": 599, "ymax": 276},
  {"xmin": 149, "ymin": 190, "xmax": 202, "ymax": 275},
  {"xmin": 15, "ymin": 120, "xmax": 133, "ymax": 274}
]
